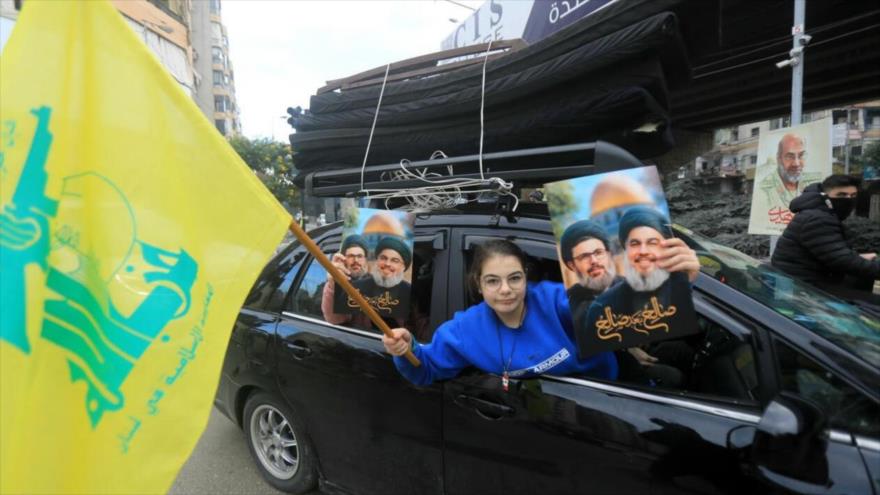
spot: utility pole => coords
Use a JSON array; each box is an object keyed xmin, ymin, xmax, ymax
[
  {"xmin": 844, "ymin": 107, "xmax": 851, "ymax": 175},
  {"xmin": 790, "ymin": 0, "xmax": 806, "ymax": 126},
  {"xmin": 770, "ymin": 0, "xmax": 810, "ymax": 256}
]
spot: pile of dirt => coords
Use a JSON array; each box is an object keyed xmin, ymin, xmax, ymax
[
  {"xmin": 666, "ymin": 178, "xmax": 769, "ymax": 258},
  {"xmin": 844, "ymin": 215, "xmax": 880, "ymax": 254},
  {"xmin": 665, "ymin": 178, "xmax": 879, "ymax": 259}
]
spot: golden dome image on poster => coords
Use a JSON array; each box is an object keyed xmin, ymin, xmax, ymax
[
  {"xmin": 590, "ymin": 175, "xmax": 652, "ymax": 216},
  {"xmin": 362, "ymin": 212, "xmax": 405, "ymax": 237}
]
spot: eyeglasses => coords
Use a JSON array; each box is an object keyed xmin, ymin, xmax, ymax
[
  {"xmin": 345, "ymin": 253, "xmax": 366, "ymax": 261},
  {"xmin": 481, "ymin": 272, "xmax": 526, "ymax": 292},
  {"xmin": 573, "ymin": 248, "xmax": 607, "ymax": 264},
  {"xmin": 378, "ymin": 254, "xmax": 404, "ymax": 266}
]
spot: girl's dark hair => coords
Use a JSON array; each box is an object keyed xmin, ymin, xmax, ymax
[{"xmin": 468, "ymin": 239, "xmax": 528, "ymax": 299}]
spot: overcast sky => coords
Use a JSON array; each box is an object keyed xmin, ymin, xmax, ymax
[{"xmin": 222, "ymin": 0, "xmax": 484, "ymax": 142}]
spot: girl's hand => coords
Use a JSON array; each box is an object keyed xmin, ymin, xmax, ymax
[
  {"xmin": 658, "ymin": 238, "xmax": 701, "ymax": 282},
  {"xmin": 382, "ymin": 328, "xmax": 413, "ymax": 356}
]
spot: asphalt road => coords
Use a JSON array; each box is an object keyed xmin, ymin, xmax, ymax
[{"xmin": 169, "ymin": 408, "xmax": 289, "ymax": 495}]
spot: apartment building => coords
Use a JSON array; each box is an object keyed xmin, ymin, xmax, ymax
[
  {"xmin": 191, "ymin": 0, "xmax": 241, "ymax": 136},
  {"xmin": 0, "ymin": 0, "xmax": 241, "ymax": 137},
  {"xmin": 696, "ymin": 101, "xmax": 880, "ymax": 179}
]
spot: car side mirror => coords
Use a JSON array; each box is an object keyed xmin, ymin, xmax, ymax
[{"xmin": 753, "ymin": 392, "xmax": 829, "ymax": 485}]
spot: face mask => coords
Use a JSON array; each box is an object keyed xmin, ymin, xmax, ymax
[{"xmin": 827, "ymin": 197, "xmax": 856, "ymax": 220}]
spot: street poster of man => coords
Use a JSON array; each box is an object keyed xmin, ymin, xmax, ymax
[
  {"xmin": 748, "ymin": 118, "xmax": 832, "ymax": 235},
  {"xmin": 545, "ymin": 166, "xmax": 699, "ymax": 358},
  {"xmin": 332, "ymin": 208, "xmax": 416, "ymax": 321}
]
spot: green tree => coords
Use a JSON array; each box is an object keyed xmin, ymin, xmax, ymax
[
  {"xmin": 343, "ymin": 208, "xmax": 360, "ymax": 231},
  {"xmin": 863, "ymin": 141, "xmax": 880, "ymax": 168},
  {"xmin": 228, "ymin": 136, "xmax": 299, "ymax": 211},
  {"xmin": 544, "ymin": 181, "xmax": 577, "ymax": 238}
]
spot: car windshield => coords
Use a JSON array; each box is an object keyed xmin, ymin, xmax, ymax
[{"xmin": 674, "ymin": 225, "xmax": 880, "ymax": 366}]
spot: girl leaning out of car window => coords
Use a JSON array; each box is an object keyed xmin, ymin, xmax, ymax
[{"xmin": 383, "ymin": 239, "xmax": 618, "ymax": 388}]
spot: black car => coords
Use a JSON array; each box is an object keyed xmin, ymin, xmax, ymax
[{"xmin": 215, "ymin": 208, "xmax": 880, "ymax": 495}]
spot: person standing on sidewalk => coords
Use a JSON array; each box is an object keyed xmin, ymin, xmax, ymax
[{"xmin": 771, "ymin": 174, "xmax": 880, "ymax": 305}]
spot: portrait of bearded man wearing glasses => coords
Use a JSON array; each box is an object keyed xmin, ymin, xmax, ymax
[{"xmin": 560, "ymin": 220, "xmax": 619, "ymax": 334}]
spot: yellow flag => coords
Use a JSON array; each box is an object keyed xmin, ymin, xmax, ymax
[{"xmin": 0, "ymin": 1, "xmax": 291, "ymax": 493}]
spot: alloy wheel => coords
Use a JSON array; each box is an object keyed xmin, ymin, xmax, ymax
[{"xmin": 249, "ymin": 404, "xmax": 299, "ymax": 480}]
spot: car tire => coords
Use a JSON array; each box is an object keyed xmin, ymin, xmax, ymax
[{"xmin": 243, "ymin": 392, "xmax": 318, "ymax": 494}]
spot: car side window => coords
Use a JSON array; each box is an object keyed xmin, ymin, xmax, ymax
[
  {"xmin": 774, "ymin": 339, "xmax": 880, "ymax": 438},
  {"xmin": 243, "ymin": 245, "xmax": 304, "ymax": 312},
  {"xmin": 603, "ymin": 299, "xmax": 760, "ymax": 404},
  {"xmin": 462, "ymin": 236, "xmax": 760, "ymax": 404},
  {"xmin": 286, "ymin": 255, "xmax": 329, "ymax": 319},
  {"xmin": 682, "ymin": 314, "xmax": 759, "ymax": 402},
  {"xmin": 285, "ymin": 242, "xmax": 437, "ymax": 343}
]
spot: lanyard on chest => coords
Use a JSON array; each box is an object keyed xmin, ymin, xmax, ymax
[{"xmin": 495, "ymin": 304, "xmax": 526, "ymax": 392}]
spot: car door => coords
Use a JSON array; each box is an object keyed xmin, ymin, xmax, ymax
[
  {"xmin": 693, "ymin": 270, "xmax": 879, "ymax": 495},
  {"xmin": 274, "ymin": 228, "xmax": 450, "ymax": 495},
  {"xmin": 441, "ymin": 228, "xmax": 770, "ymax": 495},
  {"xmin": 752, "ymin": 336, "xmax": 878, "ymax": 494}
]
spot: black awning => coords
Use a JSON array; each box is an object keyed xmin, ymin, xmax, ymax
[
  {"xmin": 668, "ymin": 0, "xmax": 880, "ymax": 128},
  {"xmin": 289, "ymin": 0, "xmax": 880, "ymax": 182},
  {"xmin": 291, "ymin": 10, "xmax": 688, "ymax": 175}
]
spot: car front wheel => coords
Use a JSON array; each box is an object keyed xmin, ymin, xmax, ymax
[{"xmin": 243, "ymin": 392, "xmax": 318, "ymax": 493}]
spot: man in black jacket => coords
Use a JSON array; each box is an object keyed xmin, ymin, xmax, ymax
[{"xmin": 771, "ymin": 175, "xmax": 879, "ymax": 303}]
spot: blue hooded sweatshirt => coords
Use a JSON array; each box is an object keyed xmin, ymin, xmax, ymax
[{"xmin": 393, "ymin": 281, "xmax": 618, "ymax": 386}]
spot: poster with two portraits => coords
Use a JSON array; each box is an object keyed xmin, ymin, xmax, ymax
[
  {"xmin": 333, "ymin": 208, "xmax": 416, "ymax": 322},
  {"xmin": 545, "ymin": 167, "xmax": 699, "ymax": 358}
]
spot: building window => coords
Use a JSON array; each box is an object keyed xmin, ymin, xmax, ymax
[
  {"xmin": 751, "ymin": 155, "xmax": 758, "ymax": 165},
  {"xmin": 751, "ymin": 127, "xmax": 759, "ymax": 137},
  {"xmin": 149, "ymin": 0, "xmax": 185, "ymax": 21},
  {"xmin": 215, "ymin": 119, "xmax": 227, "ymax": 134},
  {"xmin": 214, "ymin": 95, "xmax": 227, "ymax": 112},
  {"xmin": 212, "ymin": 47, "xmax": 224, "ymax": 65},
  {"xmin": 730, "ymin": 129, "xmax": 739, "ymax": 142},
  {"xmin": 769, "ymin": 116, "xmax": 791, "ymax": 130},
  {"xmin": 213, "ymin": 70, "xmax": 224, "ymax": 87},
  {"xmin": 211, "ymin": 22, "xmax": 222, "ymax": 44},
  {"xmin": 14, "ymin": 0, "xmax": 23, "ymax": 10},
  {"xmin": 209, "ymin": 0, "xmax": 221, "ymax": 14},
  {"xmin": 852, "ymin": 146, "xmax": 862, "ymax": 157}
]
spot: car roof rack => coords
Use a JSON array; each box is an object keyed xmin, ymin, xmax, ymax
[{"xmin": 302, "ymin": 140, "xmax": 642, "ymax": 198}]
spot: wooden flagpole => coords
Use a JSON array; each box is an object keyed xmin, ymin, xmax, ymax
[{"xmin": 288, "ymin": 221, "xmax": 421, "ymax": 366}]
